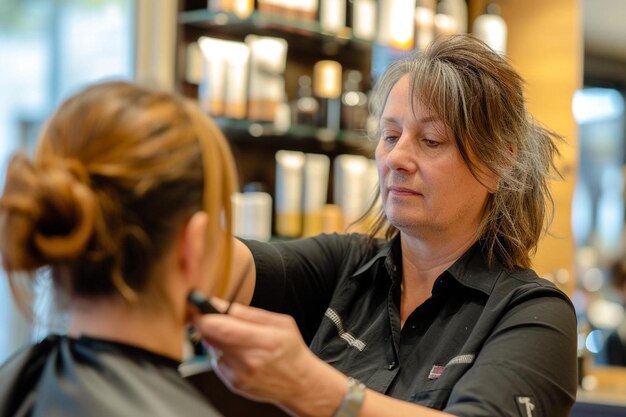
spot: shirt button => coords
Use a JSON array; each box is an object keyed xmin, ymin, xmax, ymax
[{"xmin": 388, "ymin": 362, "xmax": 397, "ymax": 370}]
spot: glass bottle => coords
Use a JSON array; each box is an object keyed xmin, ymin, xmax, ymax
[
  {"xmin": 341, "ymin": 70, "xmax": 368, "ymax": 131},
  {"xmin": 291, "ymin": 75, "xmax": 319, "ymax": 127}
]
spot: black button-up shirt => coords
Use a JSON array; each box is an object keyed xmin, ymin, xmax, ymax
[{"xmin": 246, "ymin": 233, "xmax": 577, "ymax": 417}]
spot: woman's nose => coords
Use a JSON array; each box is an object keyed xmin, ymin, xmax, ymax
[{"xmin": 386, "ymin": 136, "xmax": 417, "ymax": 173}]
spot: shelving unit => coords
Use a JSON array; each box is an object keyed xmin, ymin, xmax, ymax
[
  {"xmin": 215, "ymin": 117, "xmax": 374, "ymax": 152},
  {"xmin": 178, "ymin": 9, "xmax": 371, "ymax": 49},
  {"xmin": 176, "ymin": 6, "xmax": 373, "ymax": 98},
  {"xmin": 175, "ymin": 1, "xmax": 376, "ymax": 199},
  {"xmin": 214, "ymin": 116, "xmax": 375, "ymax": 198}
]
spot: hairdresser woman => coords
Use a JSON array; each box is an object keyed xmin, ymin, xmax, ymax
[{"xmin": 195, "ymin": 34, "xmax": 577, "ymax": 417}]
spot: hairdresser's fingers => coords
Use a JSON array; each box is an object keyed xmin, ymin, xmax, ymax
[
  {"xmin": 193, "ymin": 304, "xmax": 298, "ymax": 346},
  {"xmin": 207, "ymin": 296, "xmax": 229, "ymax": 312},
  {"xmin": 211, "ymin": 352, "xmax": 286, "ymax": 404},
  {"xmin": 225, "ymin": 302, "xmax": 298, "ymax": 327},
  {"xmin": 208, "ymin": 335, "xmax": 287, "ymax": 386},
  {"xmin": 208, "ymin": 334, "xmax": 317, "ymax": 402},
  {"xmin": 194, "ymin": 313, "xmax": 281, "ymax": 351}
]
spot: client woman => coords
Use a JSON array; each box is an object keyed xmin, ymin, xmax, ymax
[{"xmin": 0, "ymin": 82, "xmax": 238, "ymax": 416}]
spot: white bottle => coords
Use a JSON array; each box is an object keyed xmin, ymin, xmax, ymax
[
  {"xmin": 320, "ymin": 0, "xmax": 347, "ymax": 34},
  {"xmin": 352, "ymin": 0, "xmax": 377, "ymax": 41},
  {"xmin": 472, "ymin": 3, "xmax": 507, "ymax": 55}
]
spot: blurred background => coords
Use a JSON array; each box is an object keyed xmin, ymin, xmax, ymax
[{"xmin": 0, "ymin": 0, "xmax": 625, "ymax": 411}]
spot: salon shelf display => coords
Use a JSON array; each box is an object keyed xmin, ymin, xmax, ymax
[
  {"xmin": 176, "ymin": 5, "xmax": 374, "ymax": 114},
  {"xmin": 176, "ymin": 0, "xmax": 376, "ymax": 236},
  {"xmin": 178, "ymin": 9, "xmax": 373, "ymax": 53},
  {"xmin": 214, "ymin": 117, "xmax": 375, "ymax": 155}
]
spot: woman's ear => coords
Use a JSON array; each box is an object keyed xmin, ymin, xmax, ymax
[{"xmin": 178, "ymin": 211, "xmax": 209, "ymax": 288}]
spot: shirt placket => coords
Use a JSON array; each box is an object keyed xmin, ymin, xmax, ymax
[{"xmin": 364, "ymin": 258, "xmax": 402, "ymax": 393}]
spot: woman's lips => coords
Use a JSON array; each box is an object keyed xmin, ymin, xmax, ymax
[{"xmin": 388, "ymin": 186, "xmax": 420, "ymax": 196}]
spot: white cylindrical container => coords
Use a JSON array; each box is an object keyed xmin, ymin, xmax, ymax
[
  {"xmin": 275, "ymin": 150, "xmax": 306, "ymax": 237},
  {"xmin": 232, "ymin": 192, "xmax": 273, "ymax": 242},
  {"xmin": 472, "ymin": 5, "xmax": 507, "ymax": 55},
  {"xmin": 198, "ymin": 36, "xmax": 229, "ymax": 116},
  {"xmin": 245, "ymin": 35, "xmax": 288, "ymax": 121},
  {"xmin": 352, "ymin": 0, "xmax": 377, "ymax": 41},
  {"xmin": 414, "ymin": 0, "xmax": 435, "ymax": 51},
  {"xmin": 378, "ymin": 0, "xmax": 416, "ymax": 49},
  {"xmin": 333, "ymin": 154, "xmax": 369, "ymax": 230},
  {"xmin": 224, "ymin": 42, "xmax": 250, "ymax": 119},
  {"xmin": 320, "ymin": 0, "xmax": 346, "ymax": 33},
  {"xmin": 302, "ymin": 154, "xmax": 330, "ymax": 236},
  {"xmin": 185, "ymin": 42, "xmax": 203, "ymax": 85}
]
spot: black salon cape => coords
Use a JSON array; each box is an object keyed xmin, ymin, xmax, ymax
[{"xmin": 0, "ymin": 335, "xmax": 223, "ymax": 417}]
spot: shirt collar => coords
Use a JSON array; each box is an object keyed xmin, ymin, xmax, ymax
[
  {"xmin": 349, "ymin": 235, "xmax": 397, "ymax": 278},
  {"xmin": 350, "ymin": 235, "xmax": 503, "ymax": 296},
  {"xmin": 446, "ymin": 240, "xmax": 504, "ymax": 295}
]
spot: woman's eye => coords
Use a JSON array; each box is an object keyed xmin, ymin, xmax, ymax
[
  {"xmin": 383, "ymin": 135, "xmax": 399, "ymax": 144},
  {"xmin": 423, "ymin": 139, "xmax": 440, "ymax": 148}
]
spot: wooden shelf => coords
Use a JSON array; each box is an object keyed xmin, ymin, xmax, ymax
[
  {"xmin": 215, "ymin": 117, "xmax": 375, "ymax": 156},
  {"xmin": 178, "ymin": 9, "xmax": 373, "ymax": 55}
]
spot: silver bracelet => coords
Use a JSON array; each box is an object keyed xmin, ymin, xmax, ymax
[{"xmin": 333, "ymin": 377, "xmax": 366, "ymax": 417}]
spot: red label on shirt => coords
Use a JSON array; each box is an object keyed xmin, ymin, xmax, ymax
[{"xmin": 428, "ymin": 365, "xmax": 445, "ymax": 379}]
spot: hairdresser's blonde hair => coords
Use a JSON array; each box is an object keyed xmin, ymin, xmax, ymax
[
  {"xmin": 366, "ymin": 35, "xmax": 561, "ymax": 269},
  {"xmin": 0, "ymin": 81, "xmax": 237, "ymax": 306}
]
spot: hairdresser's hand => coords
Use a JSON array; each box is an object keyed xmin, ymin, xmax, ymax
[{"xmin": 192, "ymin": 303, "xmax": 347, "ymax": 417}]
